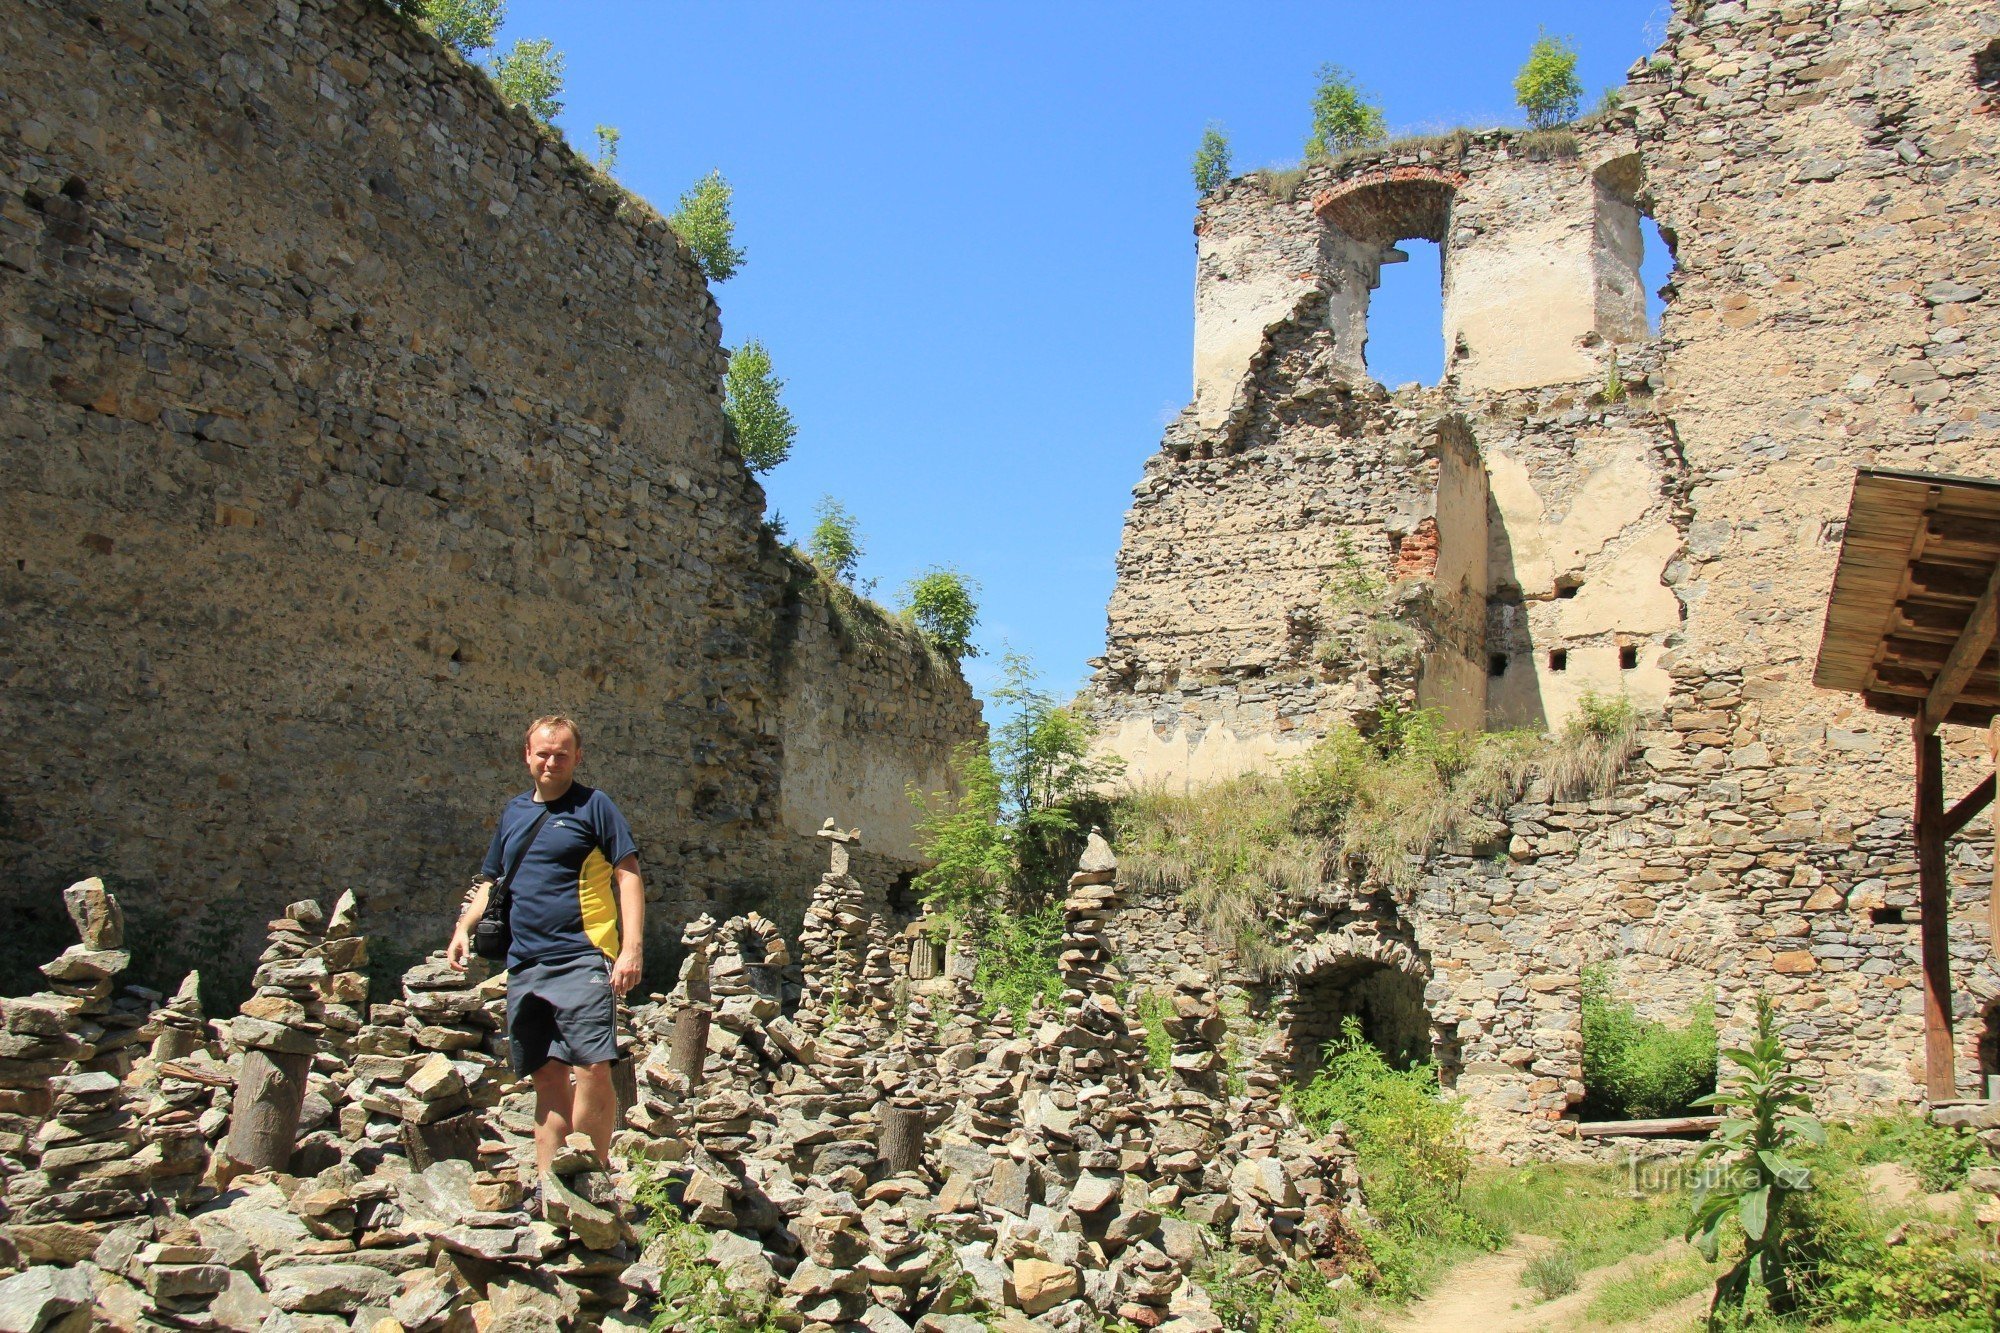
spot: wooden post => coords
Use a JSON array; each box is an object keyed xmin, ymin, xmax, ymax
[
  {"xmin": 669, "ymin": 1005, "xmax": 710, "ymax": 1083},
  {"xmin": 1916, "ymin": 723, "xmax": 1956, "ymax": 1100},
  {"xmin": 1990, "ymin": 721, "xmax": 2000, "ymax": 952},
  {"xmin": 400, "ymin": 1109, "xmax": 482, "ymax": 1170},
  {"xmin": 225, "ymin": 1047, "xmax": 312, "ymax": 1172},
  {"xmin": 878, "ymin": 1101, "xmax": 924, "ymax": 1174}
]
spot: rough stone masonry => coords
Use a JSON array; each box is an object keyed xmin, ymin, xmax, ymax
[
  {"xmin": 1090, "ymin": 0, "xmax": 2000, "ymax": 1146},
  {"xmin": 0, "ymin": 0, "xmax": 982, "ymax": 980}
]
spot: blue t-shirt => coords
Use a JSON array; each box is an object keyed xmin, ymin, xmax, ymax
[{"xmin": 480, "ymin": 783, "xmax": 638, "ymax": 966}]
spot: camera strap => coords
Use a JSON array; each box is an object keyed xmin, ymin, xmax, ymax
[{"xmin": 486, "ymin": 804, "xmax": 554, "ymax": 928}]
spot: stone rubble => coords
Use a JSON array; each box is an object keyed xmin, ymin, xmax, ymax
[{"xmin": 0, "ymin": 833, "xmax": 1369, "ymax": 1330}]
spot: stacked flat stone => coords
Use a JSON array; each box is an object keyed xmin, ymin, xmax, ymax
[
  {"xmin": 668, "ymin": 913, "xmax": 716, "ymax": 1008},
  {"xmin": 315, "ymin": 890, "xmax": 370, "ymax": 1052},
  {"xmin": 796, "ymin": 820, "xmax": 868, "ymax": 1035},
  {"xmin": 858, "ymin": 914, "xmax": 898, "ymax": 1032},
  {"xmin": 146, "ymin": 971, "xmax": 210, "ymax": 1063}
]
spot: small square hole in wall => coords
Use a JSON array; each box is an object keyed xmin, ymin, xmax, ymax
[
  {"xmin": 1620, "ymin": 645, "xmax": 1639, "ymax": 670},
  {"xmin": 1871, "ymin": 905, "xmax": 1906, "ymax": 926},
  {"xmin": 1488, "ymin": 654, "xmax": 1508, "ymax": 678},
  {"xmin": 1549, "ymin": 649, "xmax": 1569, "ymax": 672},
  {"xmin": 1555, "ymin": 579, "xmax": 1582, "ymax": 600}
]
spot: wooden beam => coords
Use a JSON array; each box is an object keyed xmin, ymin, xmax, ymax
[
  {"xmin": 1991, "ymin": 722, "xmax": 1999, "ymax": 953},
  {"xmin": 1575, "ymin": 1115, "xmax": 1723, "ymax": 1138},
  {"xmin": 1916, "ymin": 722, "xmax": 1956, "ymax": 1100},
  {"xmin": 1921, "ymin": 562, "xmax": 2000, "ymax": 734},
  {"xmin": 1945, "ymin": 774, "xmax": 1996, "ymax": 839}
]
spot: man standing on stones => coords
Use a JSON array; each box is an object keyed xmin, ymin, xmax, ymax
[{"xmin": 447, "ymin": 716, "xmax": 644, "ymax": 1183}]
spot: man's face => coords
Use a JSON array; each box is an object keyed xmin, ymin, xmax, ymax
[{"xmin": 525, "ymin": 726, "xmax": 579, "ymax": 790}]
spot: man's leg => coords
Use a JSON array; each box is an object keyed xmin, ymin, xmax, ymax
[
  {"xmin": 570, "ymin": 1061, "xmax": 616, "ymax": 1166},
  {"xmin": 529, "ymin": 1059, "xmax": 576, "ymax": 1179}
]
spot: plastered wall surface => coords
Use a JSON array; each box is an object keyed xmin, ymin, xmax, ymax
[
  {"xmin": 1092, "ymin": 0, "xmax": 2000, "ymax": 1140},
  {"xmin": 0, "ymin": 0, "xmax": 979, "ymax": 980}
]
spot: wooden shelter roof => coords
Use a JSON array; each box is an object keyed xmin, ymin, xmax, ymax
[{"xmin": 1815, "ymin": 467, "xmax": 2000, "ymax": 730}]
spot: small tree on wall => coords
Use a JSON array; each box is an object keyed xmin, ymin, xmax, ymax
[
  {"xmin": 1192, "ymin": 124, "xmax": 1232, "ymax": 197},
  {"xmin": 492, "ymin": 36, "xmax": 565, "ymax": 123},
  {"xmin": 1514, "ymin": 30, "xmax": 1584, "ymax": 129},
  {"xmin": 900, "ymin": 567, "xmax": 981, "ymax": 659},
  {"xmin": 668, "ymin": 171, "xmax": 746, "ymax": 283},
  {"xmin": 1305, "ymin": 64, "xmax": 1387, "ymax": 160},
  {"xmin": 412, "ymin": 0, "xmax": 503, "ymax": 57},
  {"xmin": 722, "ymin": 340, "xmax": 794, "ymax": 473},
  {"xmin": 807, "ymin": 496, "xmax": 864, "ymax": 586}
]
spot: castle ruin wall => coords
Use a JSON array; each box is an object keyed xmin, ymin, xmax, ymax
[{"xmin": 0, "ymin": 0, "xmax": 980, "ymax": 984}]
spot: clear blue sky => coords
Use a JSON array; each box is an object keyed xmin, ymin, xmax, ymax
[{"xmin": 494, "ymin": 2, "xmax": 1672, "ymax": 709}]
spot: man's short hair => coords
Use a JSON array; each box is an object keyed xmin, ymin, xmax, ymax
[{"xmin": 525, "ymin": 714, "xmax": 582, "ymax": 748}]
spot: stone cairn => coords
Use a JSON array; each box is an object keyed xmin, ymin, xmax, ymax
[{"xmin": 0, "ymin": 829, "xmax": 1373, "ymax": 1332}]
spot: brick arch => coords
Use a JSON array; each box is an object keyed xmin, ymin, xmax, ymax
[
  {"xmin": 1291, "ymin": 927, "xmax": 1432, "ymax": 983},
  {"xmin": 1312, "ymin": 167, "xmax": 1465, "ymax": 245}
]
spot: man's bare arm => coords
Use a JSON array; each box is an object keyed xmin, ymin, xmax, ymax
[
  {"xmin": 610, "ymin": 856, "xmax": 644, "ymax": 996},
  {"xmin": 446, "ymin": 880, "xmax": 492, "ymax": 971}
]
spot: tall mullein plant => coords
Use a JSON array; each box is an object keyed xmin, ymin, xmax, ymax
[{"xmin": 1684, "ymin": 996, "xmax": 1824, "ymax": 1328}]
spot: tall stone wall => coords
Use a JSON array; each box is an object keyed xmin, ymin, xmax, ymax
[
  {"xmin": 0, "ymin": 0, "xmax": 980, "ymax": 987},
  {"xmin": 1093, "ymin": 0, "xmax": 2000, "ymax": 1135}
]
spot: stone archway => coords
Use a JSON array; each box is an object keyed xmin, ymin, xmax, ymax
[{"xmin": 1280, "ymin": 930, "xmax": 1435, "ymax": 1078}]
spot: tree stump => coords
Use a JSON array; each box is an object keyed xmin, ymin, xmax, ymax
[
  {"xmin": 611, "ymin": 1048, "xmax": 638, "ymax": 1116},
  {"xmin": 878, "ymin": 1101, "xmax": 924, "ymax": 1174},
  {"xmin": 669, "ymin": 1005, "xmax": 710, "ymax": 1083},
  {"xmin": 224, "ymin": 1047, "xmax": 312, "ymax": 1172}
]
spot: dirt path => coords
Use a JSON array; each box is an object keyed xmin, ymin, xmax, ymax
[{"xmin": 1382, "ymin": 1236, "xmax": 1708, "ymax": 1333}]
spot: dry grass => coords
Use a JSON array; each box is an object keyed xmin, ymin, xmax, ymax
[
  {"xmin": 1518, "ymin": 128, "xmax": 1582, "ymax": 160},
  {"xmin": 1111, "ymin": 698, "xmax": 1642, "ymax": 970}
]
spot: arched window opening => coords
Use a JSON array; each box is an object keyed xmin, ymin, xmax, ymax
[
  {"xmin": 1363, "ymin": 238, "xmax": 1445, "ymax": 389},
  {"xmin": 1285, "ymin": 958, "xmax": 1432, "ymax": 1080}
]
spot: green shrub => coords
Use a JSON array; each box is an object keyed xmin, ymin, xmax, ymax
[
  {"xmin": 1852, "ymin": 1114, "xmax": 1983, "ymax": 1193},
  {"xmin": 722, "ymin": 340, "xmax": 792, "ymax": 472},
  {"xmin": 594, "ymin": 124, "xmax": 620, "ymax": 176},
  {"xmin": 492, "ymin": 37, "xmax": 565, "ymax": 123},
  {"xmin": 1305, "ymin": 64, "xmax": 1387, "ymax": 159},
  {"xmin": 1523, "ymin": 1249, "xmax": 1579, "ymax": 1300},
  {"xmin": 899, "ymin": 567, "xmax": 980, "ymax": 659},
  {"xmin": 1290, "ymin": 1018, "xmax": 1497, "ymax": 1299},
  {"xmin": 1579, "ymin": 967, "xmax": 1717, "ymax": 1119},
  {"xmin": 972, "ymin": 906, "xmax": 1063, "ymax": 1023},
  {"xmin": 413, "ymin": 0, "xmax": 503, "ymax": 57},
  {"xmin": 1134, "ymin": 988, "xmax": 1174, "ymax": 1073},
  {"xmin": 668, "ymin": 170, "xmax": 745, "ymax": 282},
  {"xmin": 1193, "ymin": 123, "xmax": 1232, "ymax": 197},
  {"xmin": 1785, "ymin": 1162, "xmax": 1998, "ymax": 1332},
  {"xmin": 806, "ymin": 496, "xmax": 863, "ymax": 586},
  {"xmin": 1514, "ymin": 29, "xmax": 1583, "ymax": 130},
  {"xmin": 632, "ymin": 1164, "xmax": 783, "ymax": 1332}
]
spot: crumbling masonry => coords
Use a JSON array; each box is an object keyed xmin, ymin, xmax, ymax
[{"xmin": 1090, "ymin": 0, "xmax": 2000, "ymax": 1148}]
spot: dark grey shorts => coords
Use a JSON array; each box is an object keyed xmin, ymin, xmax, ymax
[{"xmin": 507, "ymin": 952, "xmax": 618, "ymax": 1075}]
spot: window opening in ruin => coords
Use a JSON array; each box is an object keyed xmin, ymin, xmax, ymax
[
  {"xmin": 1287, "ymin": 959, "xmax": 1432, "ymax": 1080},
  {"xmin": 1620, "ymin": 645, "xmax": 1639, "ymax": 670},
  {"xmin": 1870, "ymin": 906, "xmax": 1906, "ymax": 926},
  {"xmin": 1362, "ymin": 238, "xmax": 1444, "ymax": 388},
  {"xmin": 1549, "ymin": 649, "xmax": 1569, "ymax": 673},
  {"xmin": 1488, "ymin": 653, "xmax": 1508, "ymax": 678},
  {"xmin": 1556, "ymin": 578, "xmax": 1582, "ymax": 600},
  {"xmin": 886, "ymin": 871, "xmax": 918, "ymax": 917},
  {"xmin": 1640, "ymin": 216, "xmax": 1674, "ymax": 334}
]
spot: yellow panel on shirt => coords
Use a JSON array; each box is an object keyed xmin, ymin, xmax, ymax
[{"xmin": 578, "ymin": 847, "xmax": 620, "ymax": 959}]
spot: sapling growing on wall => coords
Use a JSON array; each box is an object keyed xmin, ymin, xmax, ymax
[
  {"xmin": 492, "ymin": 36, "xmax": 565, "ymax": 123},
  {"xmin": 1514, "ymin": 29, "xmax": 1584, "ymax": 130},
  {"xmin": 1305, "ymin": 64, "xmax": 1387, "ymax": 159},
  {"xmin": 722, "ymin": 340, "xmax": 794, "ymax": 473},
  {"xmin": 807, "ymin": 496, "xmax": 864, "ymax": 586},
  {"xmin": 593, "ymin": 124, "xmax": 620, "ymax": 176},
  {"xmin": 410, "ymin": 0, "xmax": 503, "ymax": 58},
  {"xmin": 899, "ymin": 567, "xmax": 980, "ymax": 660},
  {"xmin": 1192, "ymin": 123, "xmax": 1232, "ymax": 196},
  {"xmin": 668, "ymin": 170, "xmax": 746, "ymax": 283}
]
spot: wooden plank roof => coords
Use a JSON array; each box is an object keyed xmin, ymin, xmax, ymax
[{"xmin": 1815, "ymin": 468, "xmax": 2000, "ymax": 728}]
